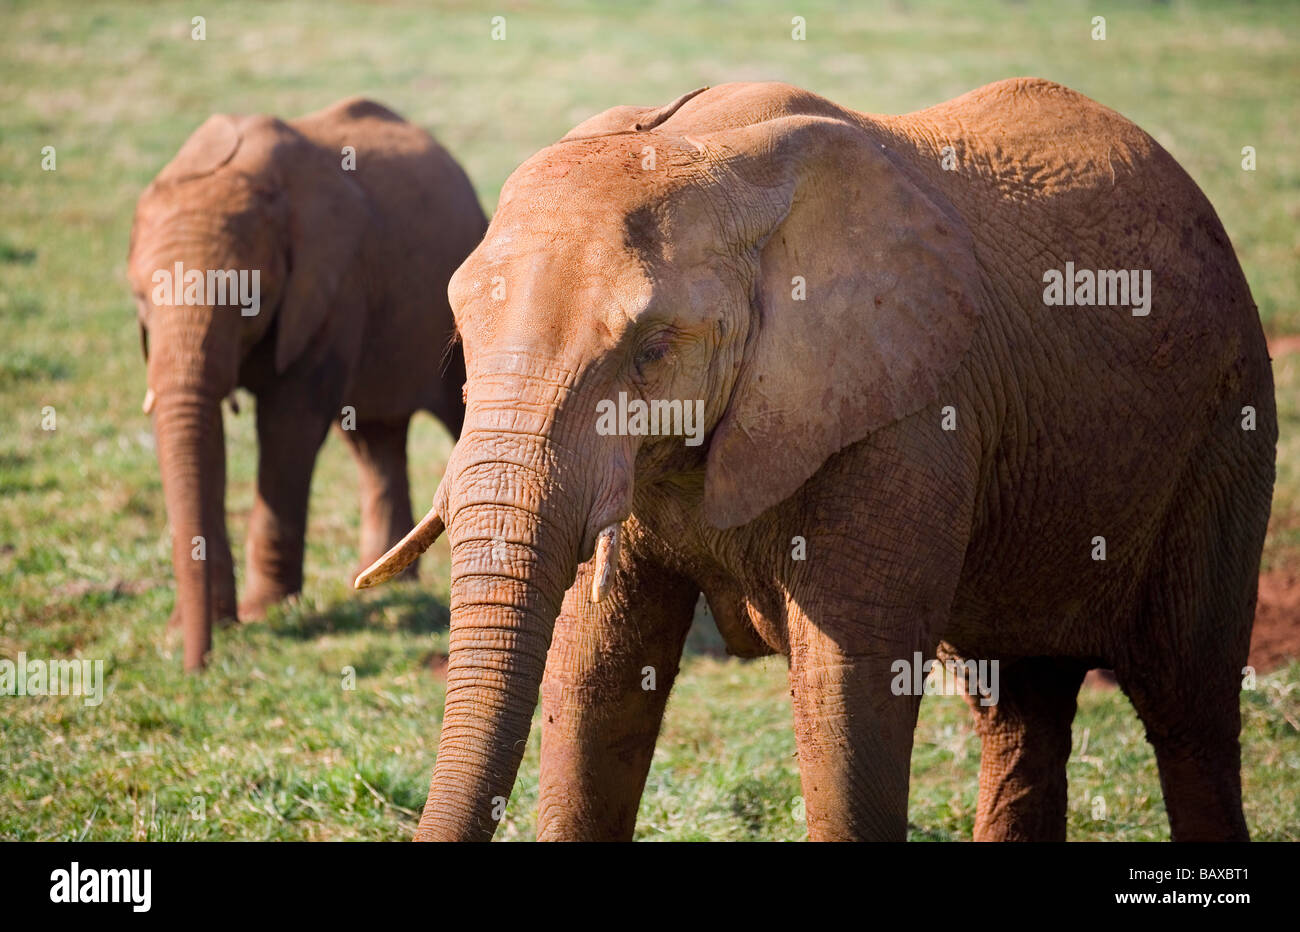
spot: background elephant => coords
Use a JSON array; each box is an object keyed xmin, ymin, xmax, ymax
[
  {"xmin": 361, "ymin": 79, "xmax": 1277, "ymax": 841},
  {"xmin": 128, "ymin": 97, "xmax": 486, "ymax": 670}
]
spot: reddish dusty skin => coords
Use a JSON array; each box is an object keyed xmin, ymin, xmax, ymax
[
  {"xmin": 128, "ymin": 98, "xmax": 486, "ymax": 671},
  {"xmin": 364, "ymin": 80, "xmax": 1275, "ymax": 841}
]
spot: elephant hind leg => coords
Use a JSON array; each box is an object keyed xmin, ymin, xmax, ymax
[
  {"xmin": 345, "ymin": 418, "xmax": 415, "ymax": 583},
  {"xmin": 1114, "ymin": 472, "xmax": 1260, "ymax": 842},
  {"xmin": 1119, "ymin": 680, "xmax": 1247, "ymax": 841},
  {"xmin": 965, "ymin": 656, "xmax": 1089, "ymax": 841},
  {"xmin": 1115, "ymin": 649, "xmax": 1248, "ymax": 841}
]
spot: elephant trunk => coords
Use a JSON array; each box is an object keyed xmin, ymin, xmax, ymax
[
  {"xmin": 416, "ymin": 538, "xmax": 560, "ymax": 838},
  {"xmin": 147, "ymin": 300, "xmax": 241, "ymax": 671},
  {"xmin": 152, "ymin": 388, "xmax": 233, "ymax": 671},
  {"xmin": 413, "ymin": 364, "xmax": 611, "ymax": 840}
]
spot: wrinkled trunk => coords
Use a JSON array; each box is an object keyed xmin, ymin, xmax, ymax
[
  {"xmin": 415, "ymin": 463, "xmax": 583, "ymax": 838},
  {"xmin": 153, "ymin": 389, "xmax": 234, "ymax": 671},
  {"xmin": 416, "ymin": 536, "xmax": 561, "ymax": 838},
  {"xmin": 414, "ymin": 364, "xmax": 599, "ymax": 840},
  {"xmin": 147, "ymin": 292, "xmax": 241, "ymax": 671}
]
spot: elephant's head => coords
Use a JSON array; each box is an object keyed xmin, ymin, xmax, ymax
[
  {"xmin": 357, "ymin": 83, "xmax": 980, "ymax": 839},
  {"xmin": 128, "ymin": 113, "xmax": 370, "ymax": 670}
]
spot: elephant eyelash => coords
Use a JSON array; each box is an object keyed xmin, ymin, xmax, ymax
[
  {"xmin": 439, "ymin": 327, "xmax": 462, "ymax": 376},
  {"xmin": 633, "ymin": 335, "xmax": 676, "ymax": 376},
  {"xmin": 635, "ymin": 342, "xmax": 670, "ymax": 365}
]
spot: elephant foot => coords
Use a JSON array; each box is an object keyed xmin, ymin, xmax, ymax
[
  {"xmin": 238, "ymin": 585, "xmax": 300, "ymax": 621},
  {"xmin": 166, "ymin": 599, "xmax": 238, "ymax": 631},
  {"xmin": 163, "ymin": 600, "xmax": 237, "ymax": 653}
]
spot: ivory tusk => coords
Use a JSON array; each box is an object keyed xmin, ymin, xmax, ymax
[
  {"xmin": 226, "ymin": 391, "xmax": 240, "ymax": 415},
  {"xmin": 354, "ymin": 506, "xmax": 445, "ymax": 589},
  {"xmin": 590, "ymin": 523, "xmax": 621, "ymax": 603},
  {"xmin": 141, "ymin": 388, "xmax": 156, "ymax": 414}
]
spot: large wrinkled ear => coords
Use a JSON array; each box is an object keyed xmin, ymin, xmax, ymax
[
  {"xmin": 703, "ymin": 116, "xmax": 981, "ymax": 529},
  {"xmin": 273, "ymin": 142, "xmax": 369, "ymax": 373},
  {"xmin": 563, "ymin": 87, "xmax": 709, "ymax": 139}
]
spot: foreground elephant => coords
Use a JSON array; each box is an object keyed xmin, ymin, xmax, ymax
[
  {"xmin": 128, "ymin": 98, "xmax": 486, "ymax": 670},
  {"xmin": 361, "ymin": 80, "xmax": 1276, "ymax": 840}
]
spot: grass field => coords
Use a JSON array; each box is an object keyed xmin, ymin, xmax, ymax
[{"xmin": 1, "ymin": 0, "xmax": 1297, "ymax": 840}]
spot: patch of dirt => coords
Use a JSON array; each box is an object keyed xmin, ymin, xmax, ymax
[
  {"xmin": 1250, "ymin": 568, "xmax": 1300, "ymax": 673},
  {"xmin": 1084, "ymin": 669, "xmax": 1118, "ymax": 689},
  {"xmin": 1268, "ymin": 334, "xmax": 1300, "ymax": 357}
]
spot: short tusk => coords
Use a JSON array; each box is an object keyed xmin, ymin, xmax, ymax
[
  {"xmin": 590, "ymin": 523, "xmax": 621, "ymax": 603},
  {"xmin": 354, "ymin": 506, "xmax": 445, "ymax": 589},
  {"xmin": 226, "ymin": 391, "xmax": 240, "ymax": 415},
  {"xmin": 141, "ymin": 388, "xmax": 156, "ymax": 415}
]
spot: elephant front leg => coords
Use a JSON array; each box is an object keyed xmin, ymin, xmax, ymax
[
  {"xmin": 345, "ymin": 418, "xmax": 415, "ymax": 584},
  {"xmin": 537, "ymin": 533, "xmax": 699, "ymax": 841},
  {"xmin": 784, "ymin": 416, "xmax": 977, "ymax": 840},
  {"xmin": 789, "ymin": 625, "xmax": 929, "ymax": 841},
  {"xmin": 240, "ymin": 385, "xmax": 331, "ymax": 619}
]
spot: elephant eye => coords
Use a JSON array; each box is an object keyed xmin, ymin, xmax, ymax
[
  {"xmin": 636, "ymin": 342, "xmax": 669, "ymax": 365},
  {"xmin": 634, "ymin": 340, "xmax": 671, "ymax": 375}
]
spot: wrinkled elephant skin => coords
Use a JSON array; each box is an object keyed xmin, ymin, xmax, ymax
[{"xmin": 362, "ymin": 80, "xmax": 1275, "ymax": 842}]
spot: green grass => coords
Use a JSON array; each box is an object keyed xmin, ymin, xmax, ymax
[{"xmin": 1, "ymin": 0, "xmax": 1297, "ymax": 840}]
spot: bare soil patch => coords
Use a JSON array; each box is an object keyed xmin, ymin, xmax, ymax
[{"xmin": 1251, "ymin": 568, "xmax": 1300, "ymax": 672}]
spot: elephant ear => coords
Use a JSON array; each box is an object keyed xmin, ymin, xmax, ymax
[
  {"xmin": 156, "ymin": 114, "xmax": 243, "ymax": 184},
  {"xmin": 702, "ymin": 115, "xmax": 982, "ymax": 529},
  {"xmin": 562, "ymin": 87, "xmax": 709, "ymax": 139},
  {"xmin": 273, "ymin": 137, "xmax": 370, "ymax": 374}
]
